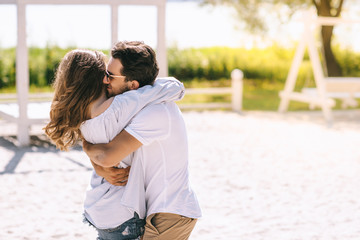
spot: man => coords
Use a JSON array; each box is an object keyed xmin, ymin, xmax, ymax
[{"xmin": 84, "ymin": 41, "xmax": 201, "ymax": 239}]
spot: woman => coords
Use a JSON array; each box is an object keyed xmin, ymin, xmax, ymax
[{"xmin": 44, "ymin": 49, "xmax": 184, "ymax": 239}]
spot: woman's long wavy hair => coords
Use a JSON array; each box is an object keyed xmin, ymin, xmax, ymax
[{"xmin": 44, "ymin": 49, "xmax": 106, "ymax": 151}]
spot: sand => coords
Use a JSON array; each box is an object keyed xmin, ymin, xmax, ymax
[{"xmin": 1, "ymin": 110, "xmax": 360, "ymax": 240}]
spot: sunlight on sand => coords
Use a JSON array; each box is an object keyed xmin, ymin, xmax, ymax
[{"xmin": 1, "ymin": 110, "xmax": 360, "ymax": 239}]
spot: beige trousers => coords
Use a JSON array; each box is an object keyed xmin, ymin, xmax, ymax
[{"xmin": 142, "ymin": 213, "xmax": 197, "ymax": 240}]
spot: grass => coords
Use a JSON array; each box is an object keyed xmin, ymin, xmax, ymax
[
  {"xmin": 0, "ymin": 85, "xmax": 53, "ymax": 94},
  {"xmin": 180, "ymin": 78, "xmax": 307, "ymax": 111},
  {"xmin": 181, "ymin": 78, "xmax": 360, "ymax": 111}
]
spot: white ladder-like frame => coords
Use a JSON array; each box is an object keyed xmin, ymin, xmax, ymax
[{"xmin": 278, "ymin": 12, "xmax": 360, "ymax": 124}]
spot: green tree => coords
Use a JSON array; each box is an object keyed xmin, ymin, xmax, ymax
[
  {"xmin": 201, "ymin": 0, "xmax": 345, "ymax": 77},
  {"xmin": 45, "ymin": 46, "xmax": 58, "ymax": 85}
]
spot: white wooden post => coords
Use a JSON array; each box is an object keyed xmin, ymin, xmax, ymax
[
  {"xmin": 277, "ymin": 11, "xmax": 337, "ymax": 124},
  {"xmin": 16, "ymin": 1, "xmax": 30, "ymax": 146},
  {"xmin": 0, "ymin": 0, "xmax": 168, "ymax": 146},
  {"xmin": 157, "ymin": 2, "xmax": 167, "ymax": 77},
  {"xmin": 231, "ymin": 69, "xmax": 243, "ymax": 112},
  {"xmin": 111, "ymin": 4, "xmax": 118, "ymax": 47},
  {"xmin": 278, "ymin": 32, "xmax": 307, "ymax": 113},
  {"xmin": 305, "ymin": 18, "xmax": 333, "ymax": 124}
]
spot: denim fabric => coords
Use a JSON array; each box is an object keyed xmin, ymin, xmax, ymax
[{"xmin": 84, "ymin": 212, "xmax": 145, "ymax": 240}]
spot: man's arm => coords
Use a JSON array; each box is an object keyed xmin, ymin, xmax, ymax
[{"xmin": 83, "ymin": 129, "xmax": 142, "ymax": 168}]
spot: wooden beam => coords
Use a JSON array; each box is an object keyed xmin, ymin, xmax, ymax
[
  {"xmin": 0, "ymin": 0, "xmax": 16, "ymax": 4},
  {"xmin": 19, "ymin": 0, "xmax": 164, "ymax": 6},
  {"xmin": 111, "ymin": 4, "xmax": 118, "ymax": 47},
  {"xmin": 178, "ymin": 103, "xmax": 232, "ymax": 110},
  {"xmin": 186, "ymin": 88, "xmax": 232, "ymax": 94},
  {"xmin": 325, "ymin": 77, "xmax": 360, "ymax": 92},
  {"xmin": 157, "ymin": 2, "xmax": 167, "ymax": 77},
  {"xmin": 279, "ymin": 91, "xmax": 335, "ymax": 107},
  {"xmin": 316, "ymin": 16, "xmax": 360, "ymax": 26},
  {"xmin": 16, "ymin": 2, "xmax": 30, "ymax": 146}
]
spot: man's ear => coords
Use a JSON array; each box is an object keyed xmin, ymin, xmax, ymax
[{"xmin": 130, "ymin": 80, "xmax": 140, "ymax": 90}]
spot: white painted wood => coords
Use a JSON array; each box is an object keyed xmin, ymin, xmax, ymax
[
  {"xmin": 111, "ymin": 4, "xmax": 118, "ymax": 47},
  {"xmin": 316, "ymin": 16, "xmax": 360, "ymax": 25},
  {"xmin": 305, "ymin": 14, "xmax": 334, "ymax": 123},
  {"xmin": 185, "ymin": 88, "xmax": 232, "ymax": 94},
  {"xmin": 157, "ymin": 2, "xmax": 168, "ymax": 77},
  {"xmin": 0, "ymin": 76, "xmax": 241, "ymax": 123},
  {"xmin": 0, "ymin": 110, "xmax": 17, "ymax": 122},
  {"xmin": 0, "ymin": 92, "xmax": 54, "ymax": 101},
  {"xmin": 231, "ymin": 69, "xmax": 243, "ymax": 112},
  {"xmin": 18, "ymin": 0, "xmax": 165, "ymax": 5},
  {"xmin": 1, "ymin": 0, "xmax": 167, "ymax": 146},
  {"xmin": 16, "ymin": 2, "xmax": 30, "ymax": 146},
  {"xmin": 302, "ymin": 88, "xmax": 360, "ymax": 98},
  {"xmin": 278, "ymin": 11, "xmax": 360, "ymax": 124},
  {"xmin": 178, "ymin": 103, "xmax": 232, "ymax": 110},
  {"xmin": 279, "ymin": 91, "xmax": 335, "ymax": 106},
  {"xmin": 179, "ymin": 72, "xmax": 243, "ymax": 111},
  {"xmin": 0, "ymin": 102, "xmax": 50, "ymax": 122},
  {"xmin": 325, "ymin": 78, "xmax": 360, "ymax": 92},
  {"xmin": 278, "ymin": 28, "xmax": 308, "ymax": 113},
  {"xmin": 0, "ymin": 0, "xmax": 16, "ymax": 3},
  {"xmin": 302, "ymin": 88, "xmax": 360, "ymax": 108}
]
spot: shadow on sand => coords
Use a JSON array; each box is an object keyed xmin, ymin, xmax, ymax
[{"xmin": 0, "ymin": 135, "xmax": 89, "ymax": 175}]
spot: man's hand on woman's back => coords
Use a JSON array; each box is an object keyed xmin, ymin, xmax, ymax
[{"xmin": 90, "ymin": 159, "xmax": 130, "ymax": 186}]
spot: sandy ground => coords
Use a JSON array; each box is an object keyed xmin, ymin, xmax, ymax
[{"xmin": 1, "ymin": 110, "xmax": 360, "ymax": 240}]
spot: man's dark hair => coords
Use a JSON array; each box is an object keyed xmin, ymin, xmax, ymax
[{"xmin": 111, "ymin": 41, "xmax": 159, "ymax": 87}]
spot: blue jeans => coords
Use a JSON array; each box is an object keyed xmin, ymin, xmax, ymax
[{"xmin": 84, "ymin": 212, "xmax": 145, "ymax": 240}]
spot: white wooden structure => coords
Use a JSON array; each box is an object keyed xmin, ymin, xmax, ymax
[
  {"xmin": 278, "ymin": 11, "xmax": 360, "ymax": 124},
  {"xmin": 0, "ymin": 0, "xmax": 167, "ymax": 146},
  {"xmin": 1, "ymin": 69, "xmax": 244, "ymax": 115},
  {"xmin": 178, "ymin": 69, "xmax": 243, "ymax": 112}
]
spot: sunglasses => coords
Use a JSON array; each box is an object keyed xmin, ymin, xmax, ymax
[{"xmin": 105, "ymin": 70, "xmax": 126, "ymax": 79}]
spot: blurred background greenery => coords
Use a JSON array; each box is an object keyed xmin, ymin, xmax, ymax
[
  {"xmin": 1, "ymin": 1, "xmax": 360, "ymax": 111},
  {"xmin": 0, "ymin": 44, "xmax": 359, "ymax": 110}
]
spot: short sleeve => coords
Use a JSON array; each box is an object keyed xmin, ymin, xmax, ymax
[{"xmin": 124, "ymin": 103, "xmax": 170, "ymax": 145}]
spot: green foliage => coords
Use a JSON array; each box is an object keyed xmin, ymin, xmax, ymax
[
  {"xmin": 336, "ymin": 47, "xmax": 360, "ymax": 77},
  {"xmin": 28, "ymin": 46, "xmax": 74, "ymax": 87},
  {"xmin": 0, "ymin": 46, "xmax": 69, "ymax": 89},
  {"xmin": 0, "ymin": 45, "xmax": 110, "ymax": 90},
  {"xmin": 168, "ymin": 45, "xmax": 316, "ymax": 85},
  {"xmin": 0, "ymin": 48, "xmax": 16, "ymax": 88},
  {"xmin": 1, "ymin": 44, "xmax": 359, "ymax": 91},
  {"xmin": 1, "ymin": 44, "xmax": 360, "ymax": 111}
]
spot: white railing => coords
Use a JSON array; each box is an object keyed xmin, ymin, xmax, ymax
[
  {"xmin": 0, "ymin": 93, "xmax": 54, "ymax": 103},
  {"xmin": 178, "ymin": 69, "xmax": 243, "ymax": 112},
  {"xmin": 0, "ymin": 69, "xmax": 244, "ymax": 112},
  {"xmin": 1, "ymin": 0, "xmax": 167, "ymax": 146}
]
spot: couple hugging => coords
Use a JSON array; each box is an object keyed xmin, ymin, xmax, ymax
[{"xmin": 44, "ymin": 41, "xmax": 201, "ymax": 240}]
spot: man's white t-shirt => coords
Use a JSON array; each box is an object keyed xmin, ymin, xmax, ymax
[
  {"xmin": 125, "ymin": 102, "xmax": 202, "ymax": 218},
  {"xmin": 80, "ymin": 78, "xmax": 185, "ymax": 229}
]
